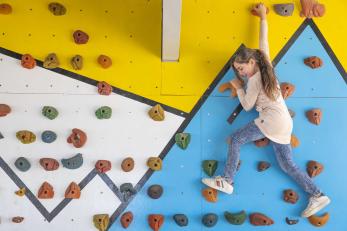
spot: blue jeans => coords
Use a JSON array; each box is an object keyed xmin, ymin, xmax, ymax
[{"xmin": 223, "ymin": 121, "xmax": 321, "ymax": 196}]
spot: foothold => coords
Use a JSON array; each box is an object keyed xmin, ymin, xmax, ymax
[
  {"xmin": 93, "ymin": 214, "xmax": 109, "ymax": 231},
  {"xmin": 283, "ymin": 189, "xmax": 299, "ymax": 204},
  {"xmin": 202, "ymin": 213, "xmax": 218, "ymax": 227},
  {"xmin": 300, "ymin": 0, "xmax": 325, "ymax": 18},
  {"xmin": 16, "ymin": 130, "xmax": 36, "ymax": 144},
  {"xmin": 14, "ymin": 157, "xmax": 31, "ymax": 172},
  {"xmin": 251, "ymin": 3, "xmax": 270, "ymax": 17},
  {"xmin": 48, "ymin": 2, "xmax": 66, "ymax": 16},
  {"xmin": 42, "ymin": 106, "xmax": 59, "ymax": 120},
  {"xmin": 40, "ymin": 158, "xmax": 59, "ymax": 171},
  {"xmin": 0, "ymin": 104, "xmax": 11, "ymax": 117},
  {"xmin": 61, "ymin": 153, "xmax": 83, "ymax": 169},
  {"xmin": 121, "ymin": 157, "xmax": 135, "ymax": 172},
  {"xmin": 308, "ymin": 213, "xmax": 329, "ymax": 227},
  {"xmin": 254, "ymin": 137, "xmax": 269, "ymax": 147},
  {"xmin": 120, "ymin": 211, "xmax": 133, "ymax": 228},
  {"xmin": 304, "ymin": 56, "xmax": 323, "ymax": 69},
  {"xmin": 120, "ymin": 183, "xmax": 137, "ymax": 201},
  {"xmin": 306, "ymin": 160, "xmax": 324, "ymax": 177},
  {"xmin": 41, "ymin": 130, "xmax": 57, "ymax": 143},
  {"xmin": 97, "ymin": 81, "xmax": 113, "ymax": 95},
  {"xmin": 249, "ymin": 213, "xmax": 274, "ymax": 226},
  {"xmin": 73, "ymin": 30, "xmax": 89, "ymax": 44},
  {"xmin": 202, "ymin": 187, "xmax": 218, "ymax": 203},
  {"xmin": 67, "ymin": 128, "xmax": 87, "ymax": 148},
  {"xmin": 285, "ymin": 217, "xmax": 299, "ymax": 225},
  {"xmin": 306, "ymin": 109, "xmax": 322, "ymax": 125},
  {"xmin": 288, "ymin": 108, "xmax": 296, "ymax": 118},
  {"xmin": 148, "ymin": 104, "xmax": 165, "ymax": 121},
  {"xmin": 147, "ymin": 184, "xmax": 163, "ymax": 199},
  {"xmin": 173, "ymin": 214, "xmax": 188, "ymax": 227},
  {"xmin": 38, "ymin": 181, "xmax": 54, "ymax": 199},
  {"xmin": 280, "ymin": 82, "xmax": 295, "ymax": 99},
  {"xmin": 274, "ymin": 3, "xmax": 294, "ymax": 16},
  {"xmin": 224, "ymin": 210, "xmax": 247, "ymax": 225},
  {"xmin": 65, "ymin": 182, "xmax": 81, "ymax": 199},
  {"xmin": 12, "ymin": 216, "xmax": 24, "ymax": 223},
  {"xmin": 202, "ymin": 160, "xmax": 218, "ymax": 177},
  {"xmin": 175, "ymin": 133, "xmax": 191, "ymax": 149},
  {"xmin": 218, "ymin": 82, "xmax": 237, "ymax": 97},
  {"xmin": 15, "ymin": 187, "xmax": 26, "ymax": 197},
  {"xmin": 95, "ymin": 160, "xmax": 112, "ymax": 173},
  {"xmin": 147, "ymin": 157, "xmax": 162, "ymax": 171},
  {"xmin": 97, "ymin": 55, "xmax": 112, "ymax": 68},
  {"xmin": 21, "ymin": 54, "xmax": 36, "ymax": 69},
  {"xmin": 257, "ymin": 161, "xmax": 271, "ymax": 172},
  {"xmin": 43, "ymin": 53, "xmax": 60, "ymax": 69},
  {"xmin": 0, "ymin": 131, "xmax": 3, "ymax": 139},
  {"xmin": 95, "ymin": 106, "xmax": 112, "ymax": 119},
  {"xmin": 148, "ymin": 214, "xmax": 164, "ymax": 231},
  {"xmin": 0, "ymin": 3, "xmax": 12, "ymax": 14},
  {"xmin": 71, "ymin": 55, "xmax": 83, "ymax": 70},
  {"xmin": 290, "ymin": 134, "xmax": 300, "ymax": 148}
]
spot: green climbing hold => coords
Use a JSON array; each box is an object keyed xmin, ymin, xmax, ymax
[
  {"xmin": 202, "ymin": 160, "xmax": 218, "ymax": 177},
  {"xmin": 175, "ymin": 133, "xmax": 191, "ymax": 149},
  {"xmin": 42, "ymin": 106, "xmax": 58, "ymax": 120},
  {"xmin": 95, "ymin": 106, "xmax": 112, "ymax": 119},
  {"xmin": 224, "ymin": 210, "xmax": 247, "ymax": 225}
]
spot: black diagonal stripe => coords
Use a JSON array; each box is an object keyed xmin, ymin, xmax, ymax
[{"xmin": 97, "ymin": 172, "xmax": 124, "ymax": 202}]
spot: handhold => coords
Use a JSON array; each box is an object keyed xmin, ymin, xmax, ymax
[
  {"xmin": 38, "ymin": 181, "xmax": 54, "ymax": 199},
  {"xmin": 41, "ymin": 130, "xmax": 57, "ymax": 143},
  {"xmin": 95, "ymin": 160, "xmax": 112, "ymax": 173},
  {"xmin": 0, "ymin": 3, "xmax": 12, "ymax": 14},
  {"xmin": 12, "ymin": 216, "xmax": 24, "ymax": 223},
  {"xmin": 254, "ymin": 137, "xmax": 269, "ymax": 147},
  {"xmin": 202, "ymin": 213, "xmax": 218, "ymax": 227},
  {"xmin": 42, "ymin": 106, "xmax": 59, "ymax": 120},
  {"xmin": 0, "ymin": 104, "xmax": 11, "ymax": 116},
  {"xmin": 61, "ymin": 153, "xmax": 83, "ymax": 169},
  {"xmin": 288, "ymin": 108, "xmax": 296, "ymax": 118},
  {"xmin": 280, "ymin": 82, "xmax": 295, "ymax": 99},
  {"xmin": 308, "ymin": 213, "xmax": 329, "ymax": 227},
  {"xmin": 14, "ymin": 157, "xmax": 31, "ymax": 172},
  {"xmin": 290, "ymin": 134, "xmax": 300, "ymax": 148},
  {"xmin": 93, "ymin": 214, "xmax": 109, "ymax": 231},
  {"xmin": 65, "ymin": 182, "xmax": 81, "ymax": 199},
  {"xmin": 283, "ymin": 189, "xmax": 299, "ymax": 204},
  {"xmin": 120, "ymin": 183, "xmax": 137, "ymax": 201},
  {"xmin": 300, "ymin": 0, "xmax": 325, "ymax": 18},
  {"xmin": 16, "ymin": 130, "xmax": 36, "ymax": 144},
  {"xmin": 67, "ymin": 128, "xmax": 87, "ymax": 148},
  {"xmin": 147, "ymin": 184, "xmax": 163, "ymax": 199},
  {"xmin": 285, "ymin": 217, "xmax": 299, "ymax": 225},
  {"xmin": 249, "ymin": 213, "xmax": 274, "ymax": 226},
  {"xmin": 43, "ymin": 53, "xmax": 60, "ymax": 69},
  {"xmin": 224, "ymin": 210, "xmax": 247, "ymax": 225},
  {"xmin": 148, "ymin": 214, "xmax": 164, "ymax": 231},
  {"xmin": 97, "ymin": 55, "xmax": 112, "ymax": 68},
  {"xmin": 274, "ymin": 3, "xmax": 294, "ymax": 16},
  {"xmin": 202, "ymin": 187, "xmax": 218, "ymax": 203},
  {"xmin": 21, "ymin": 54, "xmax": 36, "ymax": 69},
  {"xmin": 304, "ymin": 56, "xmax": 323, "ymax": 69},
  {"xmin": 257, "ymin": 161, "xmax": 271, "ymax": 172},
  {"xmin": 218, "ymin": 82, "xmax": 237, "ymax": 97},
  {"xmin": 97, "ymin": 81, "xmax": 113, "ymax": 95},
  {"xmin": 15, "ymin": 187, "xmax": 26, "ymax": 197},
  {"xmin": 147, "ymin": 157, "xmax": 162, "ymax": 171},
  {"xmin": 148, "ymin": 104, "xmax": 165, "ymax": 121},
  {"xmin": 306, "ymin": 109, "xmax": 322, "ymax": 125},
  {"xmin": 251, "ymin": 3, "xmax": 270, "ymax": 17},
  {"xmin": 121, "ymin": 157, "xmax": 135, "ymax": 172},
  {"xmin": 173, "ymin": 214, "xmax": 188, "ymax": 227},
  {"xmin": 71, "ymin": 55, "xmax": 83, "ymax": 70},
  {"xmin": 306, "ymin": 160, "xmax": 324, "ymax": 177},
  {"xmin": 48, "ymin": 2, "xmax": 66, "ymax": 16},
  {"xmin": 73, "ymin": 30, "xmax": 89, "ymax": 44},
  {"xmin": 202, "ymin": 160, "xmax": 218, "ymax": 177},
  {"xmin": 120, "ymin": 211, "xmax": 133, "ymax": 228},
  {"xmin": 175, "ymin": 133, "xmax": 191, "ymax": 149},
  {"xmin": 40, "ymin": 158, "xmax": 59, "ymax": 171},
  {"xmin": 95, "ymin": 106, "xmax": 112, "ymax": 119}
]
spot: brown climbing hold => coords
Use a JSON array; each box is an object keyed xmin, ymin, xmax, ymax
[
  {"xmin": 71, "ymin": 55, "xmax": 83, "ymax": 70},
  {"xmin": 73, "ymin": 30, "xmax": 89, "ymax": 44},
  {"xmin": 202, "ymin": 187, "xmax": 218, "ymax": 203},
  {"xmin": 308, "ymin": 213, "xmax": 329, "ymax": 227},
  {"xmin": 95, "ymin": 160, "xmax": 112, "ymax": 173},
  {"xmin": 306, "ymin": 160, "xmax": 324, "ymax": 177},
  {"xmin": 0, "ymin": 3, "xmax": 12, "ymax": 14},
  {"xmin": 12, "ymin": 216, "xmax": 24, "ymax": 223},
  {"xmin": 254, "ymin": 137, "xmax": 269, "ymax": 147},
  {"xmin": 148, "ymin": 104, "xmax": 165, "ymax": 121},
  {"xmin": 147, "ymin": 157, "xmax": 162, "ymax": 171},
  {"xmin": 218, "ymin": 82, "xmax": 237, "ymax": 97},
  {"xmin": 121, "ymin": 211, "xmax": 133, "ymax": 228},
  {"xmin": 98, "ymin": 55, "xmax": 112, "ymax": 68},
  {"xmin": 300, "ymin": 0, "xmax": 325, "ymax": 18},
  {"xmin": 67, "ymin": 128, "xmax": 87, "ymax": 148},
  {"xmin": 121, "ymin": 157, "xmax": 135, "ymax": 172},
  {"xmin": 16, "ymin": 130, "xmax": 36, "ymax": 144},
  {"xmin": 249, "ymin": 213, "xmax": 274, "ymax": 226},
  {"xmin": 257, "ymin": 161, "xmax": 271, "ymax": 172},
  {"xmin": 280, "ymin": 82, "xmax": 295, "ymax": 99},
  {"xmin": 251, "ymin": 3, "xmax": 270, "ymax": 17},
  {"xmin": 0, "ymin": 104, "xmax": 11, "ymax": 117},
  {"xmin": 15, "ymin": 187, "xmax": 26, "ymax": 197},
  {"xmin": 306, "ymin": 109, "xmax": 322, "ymax": 125},
  {"xmin": 148, "ymin": 214, "xmax": 164, "ymax": 231},
  {"xmin": 304, "ymin": 56, "xmax": 323, "ymax": 69},
  {"xmin": 21, "ymin": 54, "xmax": 36, "ymax": 69},
  {"xmin": 40, "ymin": 158, "xmax": 59, "ymax": 171},
  {"xmin": 65, "ymin": 182, "xmax": 81, "ymax": 199},
  {"xmin": 283, "ymin": 189, "xmax": 299, "ymax": 204},
  {"xmin": 38, "ymin": 181, "xmax": 54, "ymax": 199},
  {"xmin": 48, "ymin": 2, "xmax": 66, "ymax": 16},
  {"xmin": 290, "ymin": 134, "xmax": 300, "ymax": 148},
  {"xmin": 43, "ymin": 53, "xmax": 60, "ymax": 69},
  {"xmin": 97, "ymin": 81, "xmax": 113, "ymax": 95}
]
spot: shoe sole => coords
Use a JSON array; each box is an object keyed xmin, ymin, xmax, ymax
[
  {"xmin": 201, "ymin": 179, "xmax": 233, "ymax": 194},
  {"xmin": 301, "ymin": 197, "xmax": 331, "ymax": 218}
]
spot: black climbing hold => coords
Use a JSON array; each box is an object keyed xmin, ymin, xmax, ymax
[
  {"xmin": 173, "ymin": 214, "xmax": 188, "ymax": 227},
  {"xmin": 120, "ymin": 183, "xmax": 137, "ymax": 202},
  {"xmin": 202, "ymin": 213, "xmax": 218, "ymax": 227},
  {"xmin": 147, "ymin": 184, "xmax": 163, "ymax": 199}
]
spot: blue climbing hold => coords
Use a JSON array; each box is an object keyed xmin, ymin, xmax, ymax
[{"xmin": 41, "ymin": 130, "xmax": 57, "ymax": 143}]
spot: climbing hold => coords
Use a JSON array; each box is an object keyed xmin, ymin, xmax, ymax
[
  {"xmin": 16, "ymin": 130, "xmax": 36, "ymax": 144},
  {"xmin": 224, "ymin": 210, "xmax": 247, "ymax": 225},
  {"xmin": 148, "ymin": 104, "xmax": 165, "ymax": 121},
  {"xmin": 283, "ymin": 189, "xmax": 299, "ymax": 204},
  {"xmin": 251, "ymin": 3, "xmax": 270, "ymax": 17},
  {"xmin": 65, "ymin": 182, "xmax": 81, "ymax": 199},
  {"xmin": 280, "ymin": 82, "xmax": 295, "ymax": 99},
  {"xmin": 12, "ymin": 216, "xmax": 24, "ymax": 223},
  {"xmin": 148, "ymin": 214, "xmax": 164, "ymax": 231},
  {"xmin": 73, "ymin": 30, "xmax": 89, "ymax": 44},
  {"xmin": 147, "ymin": 184, "xmax": 163, "ymax": 199},
  {"xmin": 15, "ymin": 187, "xmax": 26, "ymax": 197},
  {"xmin": 202, "ymin": 213, "xmax": 218, "ymax": 227},
  {"xmin": 288, "ymin": 108, "xmax": 296, "ymax": 118},
  {"xmin": 71, "ymin": 55, "xmax": 83, "ymax": 70},
  {"xmin": 300, "ymin": 0, "xmax": 325, "ymax": 18},
  {"xmin": 43, "ymin": 53, "xmax": 60, "ymax": 69},
  {"xmin": 257, "ymin": 161, "xmax": 271, "ymax": 172},
  {"xmin": 0, "ymin": 104, "xmax": 11, "ymax": 116},
  {"xmin": 95, "ymin": 106, "xmax": 112, "ymax": 119},
  {"xmin": 218, "ymin": 82, "xmax": 237, "ymax": 97},
  {"xmin": 120, "ymin": 183, "xmax": 137, "ymax": 201},
  {"xmin": 40, "ymin": 158, "xmax": 59, "ymax": 171},
  {"xmin": 14, "ymin": 157, "xmax": 31, "ymax": 172},
  {"xmin": 42, "ymin": 106, "xmax": 59, "ymax": 120},
  {"xmin": 67, "ymin": 128, "xmax": 87, "ymax": 148},
  {"xmin": 254, "ymin": 137, "xmax": 269, "ymax": 147},
  {"xmin": 175, "ymin": 133, "xmax": 191, "ymax": 149},
  {"xmin": 274, "ymin": 3, "xmax": 294, "ymax": 16},
  {"xmin": 173, "ymin": 214, "xmax": 188, "ymax": 227},
  {"xmin": 97, "ymin": 81, "xmax": 113, "ymax": 95},
  {"xmin": 95, "ymin": 160, "xmax": 112, "ymax": 173},
  {"xmin": 0, "ymin": 132, "xmax": 3, "ymax": 139},
  {"xmin": 306, "ymin": 160, "xmax": 324, "ymax": 177},
  {"xmin": 120, "ymin": 211, "xmax": 133, "ymax": 228},
  {"xmin": 21, "ymin": 54, "xmax": 36, "ymax": 69},
  {"xmin": 308, "ymin": 212, "xmax": 329, "ymax": 227},
  {"xmin": 249, "ymin": 213, "xmax": 274, "ymax": 226},
  {"xmin": 285, "ymin": 217, "xmax": 299, "ymax": 225},
  {"xmin": 290, "ymin": 134, "xmax": 300, "ymax": 148},
  {"xmin": 61, "ymin": 153, "xmax": 83, "ymax": 169},
  {"xmin": 93, "ymin": 214, "xmax": 109, "ymax": 231},
  {"xmin": 202, "ymin": 187, "xmax": 218, "ymax": 203},
  {"xmin": 306, "ymin": 109, "xmax": 322, "ymax": 125},
  {"xmin": 97, "ymin": 55, "xmax": 112, "ymax": 68},
  {"xmin": 147, "ymin": 157, "xmax": 162, "ymax": 171},
  {"xmin": 304, "ymin": 56, "xmax": 323, "ymax": 69},
  {"xmin": 121, "ymin": 157, "xmax": 135, "ymax": 172},
  {"xmin": 202, "ymin": 160, "xmax": 218, "ymax": 177},
  {"xmin": 0, "ymin": 3, "xmax": 12, "ymax": 14},
  {"xmin": 48, "ymin": 2, "xmax": 66, "ymax": 16},
  {"xmin": 41, "ymin": 130, "xmax": 57, "ymax": 143},
  {"xmin": 38, "ymin": 181, "xmax": 54, "ymax": 199}
]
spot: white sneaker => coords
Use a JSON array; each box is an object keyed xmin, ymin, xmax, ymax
[
  {"xmin": 201, "ymin": 176, "xmax": 233, "ymax": 194},
  {"xmin": 301, "ymin": 195, "xmax": 331, "ymax": 218}
]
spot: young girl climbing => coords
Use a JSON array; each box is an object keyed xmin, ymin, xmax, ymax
[{"xmin": 202, "ymin": 3, "xmax": 330, "ymax": 218}]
